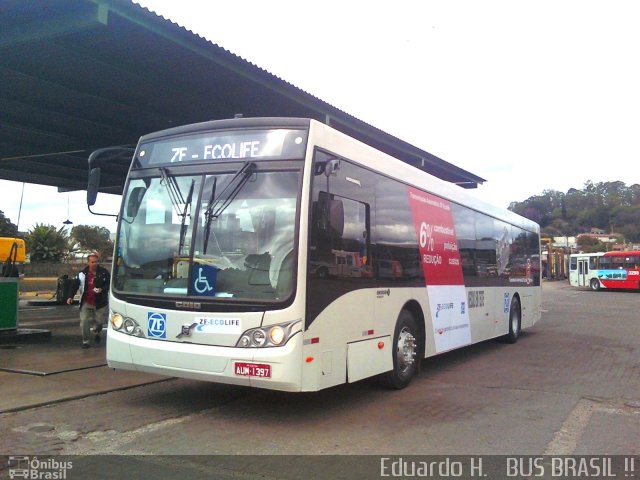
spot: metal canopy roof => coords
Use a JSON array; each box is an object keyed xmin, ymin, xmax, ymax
[{"xmin": 0, "ymin": 0, "xmax": 485, "ymax": 195}]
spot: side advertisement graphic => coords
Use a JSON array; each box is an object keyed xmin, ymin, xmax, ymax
[{"xmin": 407, "ymin": 188, "xmax": 471, "ymax": 352}]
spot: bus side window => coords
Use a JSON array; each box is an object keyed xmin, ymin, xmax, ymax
[{"xmin": 309, "ymin": 150, "xmax": 373, "ymax": 281}]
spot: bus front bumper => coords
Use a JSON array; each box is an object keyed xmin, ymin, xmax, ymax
[{"xmin": 106, "ymin": 329, "xmax": 303, "ymax": 392}]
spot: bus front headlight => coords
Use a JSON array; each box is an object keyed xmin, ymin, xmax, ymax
[
  {"xmin": 236, "ymin": 320, "xmax": 301, "ymax": 348},
  {"xmin": 111, "ymin": 313, "xmax": 124, "ymax": 330},
  {"xmin": 110, "ymin": 312, "xmax": 144, "ymax": 337},
  {"xmin": 123, "ymin": 318, "xmax": 136, "ymax": 334},
  {"xmin": 251, "ymin": 329, "xmax": 267, "ymax": 347},
  {"xmin": 268, "ymin": 326, "xmax": 286, "ymax": 346}
]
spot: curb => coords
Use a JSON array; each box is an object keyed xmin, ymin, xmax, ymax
[
  {"xmin": 0, "ymin": 328, "xmax": 51, "ymax": 345},
  {"xmin": 19, "ymin": 291, "xmax": 56, "ymax": 299},
  {"xmin": 21, "ymin": 277, "xmax": 59, "ymax": 283},
  {"xmin": 0, "ymin": 377, "xmax": 173, "ymax": 414}
]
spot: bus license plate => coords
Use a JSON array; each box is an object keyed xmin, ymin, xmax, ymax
[{"xmin": 234, "ymin": 362, "xmax": 271, "ymax": 378}]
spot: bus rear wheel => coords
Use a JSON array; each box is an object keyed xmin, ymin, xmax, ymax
[
  {"xmin": 504, "ymin": 296, "xmax": 521, "ymax": 344},
  {"xmin": 381, "ymin": 310, "xmax": 419, "ymax": 389},
  {"xmin": 590, "ymin": 278, "xmax": 601, "ymax": 291}
]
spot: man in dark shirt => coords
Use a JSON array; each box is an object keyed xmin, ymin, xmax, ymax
[{"xmin": 67, "ymin": 253, "xmax": 110, "ymax": 348}]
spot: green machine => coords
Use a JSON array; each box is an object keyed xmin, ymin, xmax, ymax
[
  {"xmin": 0, "ymin": 277, "xmax": 19, "ymax": 331},
  {"xmin": 1, "ymin": 238, "xmax": 23, "ymax": 331}
]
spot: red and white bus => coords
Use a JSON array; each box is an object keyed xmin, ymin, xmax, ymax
[
  {"xmin": 87, "ymin": 117, "xmax": 541, "ymax": 391},
  {"xmin": 570, "ymin": 251, "xmax": 640, "ymax": 291}
]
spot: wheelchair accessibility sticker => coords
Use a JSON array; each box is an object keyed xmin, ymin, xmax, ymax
[
  {"xmin": 192, "ymin": 264, "xmax": 218, "ymax": 297},
  {"xmin": 148, "ymin": 312, "xmax": 167, "ymax": 338}
]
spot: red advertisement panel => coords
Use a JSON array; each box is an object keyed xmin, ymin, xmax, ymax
[{"xmin": 407, "ymin": 188, "xmax": 464, "ymax": 286}]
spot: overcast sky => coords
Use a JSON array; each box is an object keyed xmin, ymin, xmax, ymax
[{"xmin": 3, "ymin": 0, "xmax": 640, "ymax": 233}]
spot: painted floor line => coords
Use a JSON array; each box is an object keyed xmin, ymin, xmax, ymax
[{"xmin": 543, "ymin": 398, "xmax": 599, "ymax": 455}]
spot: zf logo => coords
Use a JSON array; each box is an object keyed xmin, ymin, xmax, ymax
[{"xmin": 148, "ymin": 312, "xmax": 167, "ymax": 338}]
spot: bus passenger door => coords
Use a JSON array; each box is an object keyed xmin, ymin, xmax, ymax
[
  {"xmin": 308, "ymin": 151, "xmax": 375, "ymax": 389},
  {"xmin": 577, "ymin": 259, "xmax": 588, "ymax": 286}
]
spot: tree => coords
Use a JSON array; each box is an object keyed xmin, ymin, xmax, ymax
[
  {"xmin": 612, "ymin": 206, "xmax": 640, "ymax": 243},
  {"xmin": 0, "ymin": 210, "xmax": 19, "ymax": 237},
  {"xmin": 70, "ymin": 225, "xmax": 113, "ymax": 258},
  {"xmin": 577, "ymin": 236, "xmax": 607, "ymax": 253},
  {"xmin": 510, "ymin": 180, "xmax": 640, "ymax": 242},
  {"xmin": 25, "ymin": 224, "xmax": 69, "ymax": 262}
]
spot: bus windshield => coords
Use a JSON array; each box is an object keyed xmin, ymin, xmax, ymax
[{"xmin": 114, "ymin": 168, "xmax": 300, "ymax": 303}]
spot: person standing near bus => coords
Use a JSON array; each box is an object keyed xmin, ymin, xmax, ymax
[{"xmin": 66, "ymin": 253, "xmax": 110, "ymax": 348}]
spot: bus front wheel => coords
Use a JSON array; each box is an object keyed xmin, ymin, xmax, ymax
[
  {"xmin": 590, "ymin": 278, "xmax": 601, "ymax": 291},
  {"xmin": 504, "ymin": 296, "xmax": 521, "ymax": 344},
  {"xmin": 381, "ymin": 310, "xmax": 419, "ymax": 389}
]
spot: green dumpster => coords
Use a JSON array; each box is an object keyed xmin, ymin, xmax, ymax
[{"xmin": 0, "ymin": 277, "xmax": 19, "ymax": 331}]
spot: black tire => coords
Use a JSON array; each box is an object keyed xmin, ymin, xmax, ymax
[
  {"xmin": 381, "ymin": 310, "xmax": 420, "ymax": 389},
  {"xmin": 316, "ymin": 267, "xmax": 329, "ymax": 279},
  {"xmin": 504, "ymin": 296, "xmax": 521, "ymax": 344},
  {"xmin": 590, "ymin": 278, "xmax": 601, "ymax": 291}
]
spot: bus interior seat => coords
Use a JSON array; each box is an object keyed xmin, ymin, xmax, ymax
[
  {"xmin": 245, "ymin": 252, "xmax": 272, "ymax": 286},
  {"xmin": 275, "ymin": 250, "xmax": 294, "ymax": 298}
]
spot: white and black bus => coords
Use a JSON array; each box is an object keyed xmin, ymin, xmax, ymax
[{"xmin": 88, "ymin": 117, "xmax": 541, "ymax": 392}]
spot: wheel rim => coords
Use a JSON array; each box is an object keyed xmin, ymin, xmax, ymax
[
  {"xmin": 396, "ymin": 326, "xmax": 417, "ymax": 375},
  {"xmin": 510, "ymin": 304, "xmax": 520, "ymax": 335}
]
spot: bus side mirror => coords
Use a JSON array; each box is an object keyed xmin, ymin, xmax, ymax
[
  {"xmin": 126, "ymin": 186, "xmax": 147, "ymax": 218},
  {"xmin": 313, "ymin": 159, "xmax": 341, "ymax": 176},
  {"xmin": 325, "ymin": 159, "xmax": 340, "ymax": 176},
  {"xmin": 87, "ymin": 167, "xmax": 101, "ymax": 206}
]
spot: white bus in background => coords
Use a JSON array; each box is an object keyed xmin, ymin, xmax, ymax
[
  {"xmin": 87, "ymin": 117, "xmax": 541, "ymax": 392},
  {"xmin": 568, "ymin": 252, "xmax": 604, "ymax": 289},
  {"xmin": 569, "ymin": 251, "xmax": 640, "ymax": 291}
]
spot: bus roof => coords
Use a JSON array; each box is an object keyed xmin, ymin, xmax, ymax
[
  {"xmin": 603, "ymin": 250, "xmax": 640, "ymax": 257},
  {"xmin": 133, "ymin": 117, "xmax": 539, "ymax": 233},
  {"xmin": 138, "ymin": 117, "xmax": 312, "ymax": 144},
  {"xmin": 308, "ymin": 120, "xmax": 540, "ymax": 233}
]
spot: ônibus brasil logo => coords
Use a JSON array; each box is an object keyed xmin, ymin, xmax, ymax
[{"xmin": 8, "ymin": 456, "xmax": 73, "ymax": 479}]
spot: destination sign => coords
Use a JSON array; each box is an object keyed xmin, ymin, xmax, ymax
[{"xmin": 136, "ymin": 129, "xmax": 307, "ymax": 167}]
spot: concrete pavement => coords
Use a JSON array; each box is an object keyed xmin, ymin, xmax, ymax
[
  {"xmin": 0, "ymin": 300, "xmax": 168, "ymax": 413},
  {"xmin": 1, "ymin": 281, "xmax": 639, "ymax": 462},
  {"xmin": 17, "ymin": 276, "xmax": 57, "ymax": 299}
]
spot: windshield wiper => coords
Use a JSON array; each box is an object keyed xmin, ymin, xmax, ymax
[
  {"xmin": 202, "ymin": 177, "xmax": 218, "ymax": 255},
  {"xmin": 202, "ymin": 162, "xmax": 256, "ymax": 254},
  {"xmin": 178, "ymin": 179, "xmax": 195, "ymax": 256},
  {"xmin": 159, "ymin": 167, "xmax": 185, "ymax": 218}
]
